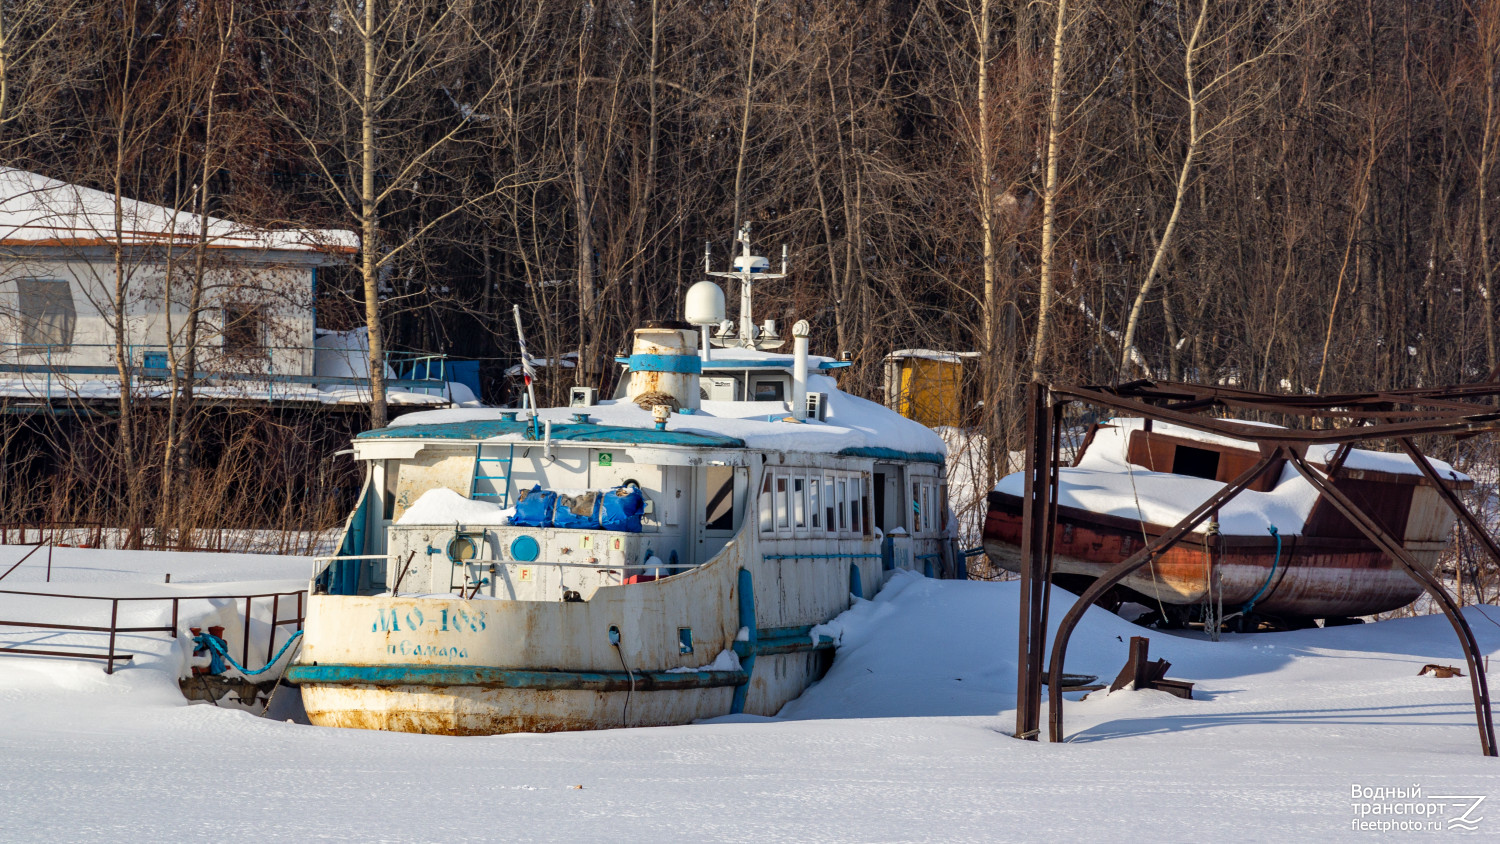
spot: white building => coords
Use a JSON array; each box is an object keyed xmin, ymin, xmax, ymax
[{"xmin": 0, "ymin": 168, "xmax": 460, "ymax": 405}]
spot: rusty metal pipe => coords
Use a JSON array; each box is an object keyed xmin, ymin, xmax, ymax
[
  {"xmin": 1045, "ymin": 447, "xmax": 1283, "ymax": 743},
  {"xmin": 1015, "ymin": 382, "xmax": 1053, "ymax": 740},
  {"xmin": 1286, "ymin": 451, "xmax": 1497, "ymax": 757},
  {"xmin": 106, "ymin": 599, "xmax": 118, "ymax": 675}
]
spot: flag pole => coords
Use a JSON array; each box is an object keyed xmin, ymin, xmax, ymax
[{"xmin": 513, "ymin": 305, "xmax": 541, "ymax": 436}]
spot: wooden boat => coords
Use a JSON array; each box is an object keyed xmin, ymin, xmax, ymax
[{"xmin": 983, "ymin": 419, "xmax": 1468, "ymax": 625}]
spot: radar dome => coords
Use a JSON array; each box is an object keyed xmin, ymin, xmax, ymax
[{"xmin": 684, "ymin": 281, "xmax": 726, "ymax": 326}]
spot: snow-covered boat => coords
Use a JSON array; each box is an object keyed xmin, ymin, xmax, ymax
[
  {"xmin": 288, "ymin": 229, "xmax": 958, "ymax": 734},
  {"xmin": 983, "ymin": 418, "xmax": 1470, "ymax": 627}
]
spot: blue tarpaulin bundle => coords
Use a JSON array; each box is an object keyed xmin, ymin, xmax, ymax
[
  {"xmin": 599, "ymin": 486, "xmax": 645, "ymax": 532},
  {"xmin": 511, "ymin": 485, "xmax": 557, "ymax": 527},
  {"xmin": 553, "ymin": 491, "xmax": 601, "ymax": 529}
]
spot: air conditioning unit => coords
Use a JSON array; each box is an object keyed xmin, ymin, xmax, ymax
[
  {"xmin": 806, "ymin": 392, "xmax": 828, "ymax": 422},
  {"xmin": 704, "ymin": 377, "xmax": 740, "ymax": 401},
  {"xmin": 569, "ymin": 386, "xmax": 597, "ymax": 407}
]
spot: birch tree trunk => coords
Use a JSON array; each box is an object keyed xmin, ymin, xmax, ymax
[
  {"xmin": 731, "ymin": 0, "xmax": 762, "ymax": 235},
  {"xmin": 1031, "ymin": 0, "xmax": 1068, "ymax": 382},
  {"xmin": 1119, "ymin": 1, "xmax": 1207, "ymax": 378},
  {"xmin": 361, "ymin": 0, "xmax": 388, "ymax": 428}
]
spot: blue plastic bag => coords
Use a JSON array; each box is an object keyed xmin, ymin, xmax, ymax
[
  {"xmin": 553, "ymin": 491, "xmax": 601, "ymax": 529},
  {"xmin": 599, "ymin": 486, "xmax": 645, "ymax": 532},
  {"xmin": 512, "ymin": 485, "xmax": 557, "ymax": 527}
]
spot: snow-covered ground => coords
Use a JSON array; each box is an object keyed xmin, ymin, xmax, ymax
[{"xmin": 2, "ymin": 548, "xmax": 1498, "ymax": 840}]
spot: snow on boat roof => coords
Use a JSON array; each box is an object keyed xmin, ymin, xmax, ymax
[
  {"xmin": 367, "ymin": 374, "xmax": 947, "ymax": 462},
  {"xmin": 0, "ymin": 168, "xmax": 357, "ymax": 255},
  {"xmin": 1100, "ymin": 417, "xmax": 1468, "ymax": 480},
  {"xmin": 994, "ymin": 418, "xmax": 1468, "ymax": 536}
]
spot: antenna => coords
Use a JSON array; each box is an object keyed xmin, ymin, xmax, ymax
[
  {"xmin": 706, "ymin": 222, "xmax": 789, "ymax": 350},
  {"xmin": 704, "ymin": 240, "xmax": 711, "ymax": 275}
]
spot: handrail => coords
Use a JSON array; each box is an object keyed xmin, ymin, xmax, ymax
[
  {"xmin": 0, "ymin": 587, "xmax": 306, "ymax": 674},
  {"xmin": 310, "ymin": 553, "xmax": 390, "ymax": 583},
  {"xmin": 0, "ymin": 342, "xmax": 455, "ymax": 392}
]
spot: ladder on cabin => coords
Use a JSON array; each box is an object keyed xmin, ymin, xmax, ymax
[{"xmin": 470, "ymin": 442, "xmax": 515, "ymax": 507}]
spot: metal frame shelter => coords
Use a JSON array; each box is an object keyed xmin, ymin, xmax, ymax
[{"xmin": 1013, "ymin": 379, "xmax": 1500, "ymax": 757}]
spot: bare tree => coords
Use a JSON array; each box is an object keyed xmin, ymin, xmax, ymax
[{"xmin": 275, "ymin": 0, "xmax": 510, "ymax": 428}]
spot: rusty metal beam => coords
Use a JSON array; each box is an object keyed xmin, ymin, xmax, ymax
[
  {"xmin": 1053, "ymin": 385, "xmax": 1500, "ymax": 444},
  {"xmin": 1109, "ymin": 379, "xmax": 1500, "ymax": 406},
  {"xmin": 1045, "ymin": 446, "xmax": 1284, "ymax": 743},
  {"xmin": 1015, "ymin": 382, "xmax": 1053, "ymax": 740},
  {"xmin": 1285, "ymin": 450, "xmax": 1497, "ymax": 757}
]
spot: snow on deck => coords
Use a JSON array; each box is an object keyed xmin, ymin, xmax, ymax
[
  {"xmin": 386, "ymin": 374, "xmax": 948, "ymax": 459},
  {"xmin": 2, "ymin": 554, "xmax": 1498, "ymax": 839},
  {"xmin": 994, "ymin": 419, "xmax": 1467, "ymax": 535}
]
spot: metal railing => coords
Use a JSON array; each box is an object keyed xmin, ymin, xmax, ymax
[
  {"xmin": 0, "ymin": 587, "xmax": 306, "ymax": 674},
  {"xmin": 0, "ymin": 342, "xmax": 454, "ymax": 399},
  {"xmin": 0, "ymin": 524, "xmax": 107, "ymax": 550}
]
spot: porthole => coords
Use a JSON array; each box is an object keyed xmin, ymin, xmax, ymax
[{"xmin": 510, "ymin": 535, "xmax": 541, "ymax": 562}]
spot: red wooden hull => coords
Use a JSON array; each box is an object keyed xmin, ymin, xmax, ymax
[{"xmin": 982, "ymin": 491, "xmax": 1436, "ymax": 618}]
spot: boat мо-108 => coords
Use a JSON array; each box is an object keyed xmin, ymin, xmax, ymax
[{"xmin": 289, "ymin": 239, "xmax": 959, "ymax": 734}]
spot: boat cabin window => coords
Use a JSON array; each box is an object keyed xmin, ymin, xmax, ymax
[
  {"xmin": 751, "ymin": 376, "xmax": 786, "ymax": 402},
  {"xmin": 910, "ymin": 476, "xmax": 941, "ymax": 535},
  {"xmin": 1171, "ymin": 445, "xmax": 1220, "ymax": 480},
  {"xmin": 760, "ymin": 468, "xmax": 870, "ymax": 538},
  {"xmin": 850, "ymin": 477, "xmax": 862, "ymax": 535}
]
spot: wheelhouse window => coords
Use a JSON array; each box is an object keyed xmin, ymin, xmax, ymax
[
  {"xmin": 17, "ymin": 279, "xmax": 75, "ymax": 351},
  {"xmin": 1171, "ymin": 445, "xmax": 1221, "ymax": 480},
  {"xmin": 775, "ymin": 476, "xmax": 790, "ymax": 528},
  {"xmin": 758, "ymin": 474, "xmax": 774, "ymax": 533},
  {"xmin": 861, "ymin": 474, "xmax": 873, "ymax": 537},
  {"xmin": 793, "ymin": 477, "xmax": 807, "ymax": 529},
  {"xmin": 849, "ymin": 477, "xmax": 862, "ymax": 535},
  {"xmin": 810, "ymin": 479, "xmax": 822, "ymax": 529},
  {"xmin": 824, "ymin": 475, "xmax": 836, "ymax": 532}
]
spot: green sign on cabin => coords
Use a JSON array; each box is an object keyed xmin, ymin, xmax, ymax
[{"xmin": 598, "ymin": 452, "xmax": 613, "ymax": 467}]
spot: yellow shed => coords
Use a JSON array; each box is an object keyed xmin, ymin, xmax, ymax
[{"xmin": 882, "ymin": 349, "xmax": 980, "ymax": 428}]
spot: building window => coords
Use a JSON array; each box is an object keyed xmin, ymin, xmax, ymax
[
  {"xmin": 223, "ymin": 303, "xmax": 265, "ymax": 357},
  {"xmin": 17, "ymin": 279, "xmax": 75, "ymax": 351}
]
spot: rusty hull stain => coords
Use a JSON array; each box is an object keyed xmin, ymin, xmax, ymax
[{"xmin": 983, "ymin": 496, "xmax": 1429, "ymax": 617}]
